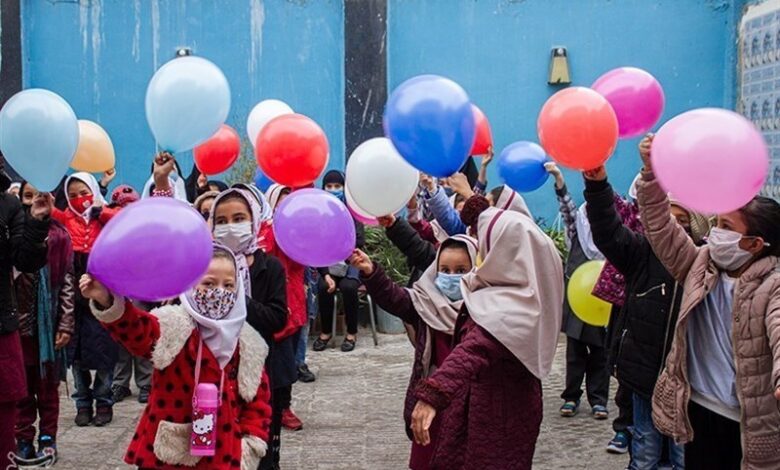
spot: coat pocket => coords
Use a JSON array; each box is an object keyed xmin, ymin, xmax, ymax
[
  {"xmin": 745, "ymin": 431, "xmax": 780, "ymax": 464},
  {"xmin": 153, "ymin": 420, "xmax": 201, "ymax": 467},
  {"xmin": 651, "ymin": 372, "xmax": 678, "ymax": 438}
]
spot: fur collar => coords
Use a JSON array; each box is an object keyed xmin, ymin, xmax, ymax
[{"xmin": 150, "ymin": 304, "xmax": 269, "ymax": 402}]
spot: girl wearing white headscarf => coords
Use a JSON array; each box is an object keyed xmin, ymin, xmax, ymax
[{"xmin": 81, "ymin": 243, "xmax": 272, "ymax": 469}]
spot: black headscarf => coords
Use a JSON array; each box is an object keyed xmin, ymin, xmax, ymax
[{"xmin": 322, "ymin": 169, "xmax": 345, "ymax": 188}]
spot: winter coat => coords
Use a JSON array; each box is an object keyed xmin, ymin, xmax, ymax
[
  {"xmin": 385, "ymin": 218, "xmax": 437, "ymax": 287},
  {"xmin": 638, "ymin": 170, "xmax": 780, "ymax": 469},
  {"xmin": 92, "ymin": 297, "xmax": 271, "ymax": 470},
  {"xmin": 584, "ymin": 178, "xmax": 680, "ymax": 400},
  {"xmin": 51, "ymin": 205, "xmax": 118, "ymax": 254},
  {"xmin": 0, "ymin": 193, "xmax": 50, "ymax": 403},
  {"xmin": 414, "ymin": 310, "xmax": 542, "ymax": 470}
]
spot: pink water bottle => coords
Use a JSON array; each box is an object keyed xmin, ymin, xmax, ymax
[{"xmin": 190, "ymin": 383, "xmax": 219, "ymax": 456}]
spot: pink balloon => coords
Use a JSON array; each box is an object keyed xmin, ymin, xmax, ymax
[
  {"xmin": 345, "ymin": 184, "xmax": 379, "ymax": 226},
  {"xmin": 652, "ymin": 108, "xmax": 768, "ymax": 214},
  {"xmin": 592, "ymin": 67, "xmax": 665, "ymax": 139},
  {"xmin": 88, "ymin": 198, "xmax": 213, "ymax": 301}
]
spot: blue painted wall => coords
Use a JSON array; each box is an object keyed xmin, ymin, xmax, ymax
[
  {"xmin": 387, "ymin": 0, "xmax": 745, "ymax": 221},
  {"xmin": 21, "ymin": 0, "xmax": 344, "ymax": 192}
]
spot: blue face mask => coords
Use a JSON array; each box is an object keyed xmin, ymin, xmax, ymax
[
  {"xmin": 435, "ymin": 273, "xmax": 464, "ymax": 301},
  {"xmin": 327, "ymin": 189, "xmax": 344, "ymax": 200}
]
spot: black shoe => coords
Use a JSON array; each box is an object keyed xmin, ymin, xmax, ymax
[
  {"xmin": 297, "ymin": 364, "xmax": 316, "ymax": 383},
  {"xmin": 341, "ymin": 337, "xmax": 356, "ymax": 352},
  {"xmin": 111, "ymin": 385, "xmax": 131, "ymax": 403},
  {"xmin": 37, "ymin": 435, "xmax": 58, "ymax": 464},
  {"xmin": 15, "ymin": 440, "xmax": 35, "ymax": 460},
  {"xmin": 138, "ymin": 386, "xmax": 151, "ymax": 404},
  {"xmin": 93, "ymin": 407, "xmax": 113, "ymax": 427},
  {"xmin": 75, "ymin": 407, "xmax": 93, "ymax": 426},
  {"xmin": 312, "ymin": 335, "xmax": 330, "ymax": 352}
]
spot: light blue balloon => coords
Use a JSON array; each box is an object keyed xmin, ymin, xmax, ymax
[
  {"xmin": 0, "ymin": 89, "xmax": 79, "ymax": 191},
  {"xmin": 145, "ymin": 56, "xmax": 231, "ymax": 154}
]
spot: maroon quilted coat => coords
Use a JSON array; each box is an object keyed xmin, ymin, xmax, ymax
[{"xmin": 414, "ymin": 310, "xmax": 543, "ymax": 470}]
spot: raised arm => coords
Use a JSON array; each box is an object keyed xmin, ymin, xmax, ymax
[
  {"xmin": 351, "ymin": 250, "xmax": 419, "ymax": 325},
  {"xmin": 382, "ymin": 215, "xmax": 437, "ymax": 273}
]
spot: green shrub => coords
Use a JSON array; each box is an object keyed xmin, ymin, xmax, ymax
[{"xmin": 363, "ymin": 226, "xmax": 411, "ymax": 285}]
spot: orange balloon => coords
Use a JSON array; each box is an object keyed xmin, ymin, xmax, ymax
[
  {"xmin": 70, "ymin": 120, "xmax": 115, "ymax": 172},
  {"xmin": 537, "ymin": 87, "xmax": 618, "ymax": 171}
]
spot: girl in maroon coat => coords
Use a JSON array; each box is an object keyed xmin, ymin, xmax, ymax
[
  {"xmin": 411, "ymin": 206, "xmax": 564, "ymax": 470},
  {"xmin": 350, "ymin": 234, "xmax": 477, "ymax": 470},
  {"xmin": 79, "ymin": 243, "xmax": 272, "ymax": 469}
]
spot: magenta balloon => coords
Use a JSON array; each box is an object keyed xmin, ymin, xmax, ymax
[
  {"xmin": 348, "ymin": 205, "xmax": 379, "ymax": 226},
  {"xmin": 652, "ymin": 108, "xmax": 768, "ymax": 214},
  {"xmin": 87, "ymin": 198, "xmax": 213, "ymax": 301},
  {"xmin": 592, "ymin": 67, "xmax": 665, "ymax": 138},
  {"xmin": 273, "ymin": 189, "xmax": 356, "ymax": 267}
]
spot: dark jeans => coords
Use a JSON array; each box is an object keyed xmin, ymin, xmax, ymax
[
  {"xmin": 685, "ymin": 401, "xmax": 741, "ymax": 470},
  {"xmin": 629, "ymin": 393, "xmax": 684, "ymax": 470},
  {"xmin": 561, "ymin": 336, "xmax": 609, "ymax": 407},
  {"xmin": 318, "ymin": 276, "xmax": 360, "ymax": 336},
  {"xmin": 16, "ymin": 362, "xmax": 60, "ymax": 442},
  {"xmin": 113, "ymin": 344, "xmax": 152, "ymax": 390},
  {"xmin": 613, "ymin": 381, "xmax": 634, "ymax": 433},
  {"xmin": 71, "ymin": 362, "xmax": 113, "ymax": 409}
]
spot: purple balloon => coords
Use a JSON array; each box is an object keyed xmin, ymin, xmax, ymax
[
  {"xmin": 273, "ymin": 189, "xmax": 356, "ymax": 267},
  {"xmin": 592, "ymin": 67, "xmax": 665, "ymax": 139},
  {"xmin": 88, "ymin": 198, "xmax": 213, "ymax": 302}
]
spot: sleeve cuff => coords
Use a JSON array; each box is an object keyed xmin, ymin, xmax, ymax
[
  {"xmin": 554, "ymin": 184, "xmax": 569, "ymax": 198},
  {"xmin": 90, "ymin": 295, "xmax": 126, "ymax": 323},
  {"xmin": 414, "ymin": 378, "xmax": 451, "ymax": 410},
  {"xmin": 241, "ymin": 435, "xmax": 267, "ymax": 468}
]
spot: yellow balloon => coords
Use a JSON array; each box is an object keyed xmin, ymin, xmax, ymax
[
  {"xmin": 70, "ymin": 120, "xmax": 115, "ymax": 172},
  {"xmin": 567, "ymin": 260, "xmax": 612, "ymax": 326}
]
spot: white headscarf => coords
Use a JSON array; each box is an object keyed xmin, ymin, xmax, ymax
[
  {"xmin": 233, "ymin": 183, "xmax": 272, "ymax": 221},
  {"xmin": 264, "ymin": 184, "xmax": 290, "ymax": 211},
  {"xmin": 65, "ymin": 172, "xmax": 106, "ymax": 221},
  {"xmin": 180, "ymin": 244, "xmax": 246, "ymax": 369},
  {"xmin": 628, "ymin": 172, "xmax": 642, "ymax": 201},
  {"xmin": 575, "ymin": 203, "xmax": 605, "ymax": 261}
]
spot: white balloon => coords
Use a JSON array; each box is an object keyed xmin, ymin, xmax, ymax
[
  {"xmin": 246, "ymin": 99, "xmax": 293, "ymax": 147},
  {"xmin": 345, "ymin": 183, "xmax": 375, "ymax": 220},
  {"xmin": 346, "ymin": 137, "xmax": 419, "ymax": 217}
]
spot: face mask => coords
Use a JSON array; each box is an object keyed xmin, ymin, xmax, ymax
[
  {"xmin": 70, "ymin": 194, "xmax": 94, "ymax": 214},
  {"xmin": 214, "ymin": 222, "xmax": 254, "ymax": 254},
  {"xmin": 327, "ymin": 189, "xmax": 344, "ymax": 200},
  {"xmin": 435, "ymin": 273, "xmax": 465, "ymax": 301},
  {"xmin": 191, "ymin": 287, "xmax": 237, "ymax": 320},
  {"xmin": 707, "ymin": 227, "xmax": 756, "ymax": 271}
]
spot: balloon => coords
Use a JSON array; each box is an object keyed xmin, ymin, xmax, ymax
[
  {"xmin": 254, "ymin": 169, "xmax": 276, "ymax": 193},
  {"xmin": 255, "ymin": 114, "xmax": 329, "ymax": 188},
  {"xmin": 345, "ymin": 184, "xmax": 379, "ymax": 226},
  {"xmin": 145, "ymin": 56, "xmax": 231, "ymax": 153},
  {"xmin": 345, "ymin": 137, "xmax": 419, "ymax": 217},
  {"xmin": 592, "ymin": 67, "xmax": 665, "ymax": 139},
  {"xmin": 497, "ymin": 141, "xmax": 550, "ymax": 193},
  {"xmin": 70, "ymin": 120, "xmax": 116, "ymax": 173},
  {"xmin": 88, "ymin": 198, "xmax": 212, "ymax": 302},
  {"xmin": 0, "ymin": 89, "xmax": 78, "ymax": 191},
  {"xmin": 193, "ymin": 124, "xmax": 240, "ymax": 175},
  {"xmin": 384, "ymin": 74, "xmax": 475, "ymax": 177},
  {"xmin": 247, "ymin": 99, "xmax": 294, "ymax": 147},
  {"xmin": 470, "ymin": 104, "xmax": 493, "ymax": 156},
  {"xmin": 538, "ymin": 87, "xmax": 619, "ymax": 171},
  {"xmin": 568, "ymin": 260, "xmax": 612, "ymax": 327},
  {"xmin": 652, "ymin": 108, "xmax": 768, "ymax": 214},
  {"xmin": 273, "ymin": 189, "xmax": 356, "ymax": 267}
]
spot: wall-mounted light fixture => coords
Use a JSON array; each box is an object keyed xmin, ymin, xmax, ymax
[
  {"xmin": 175, "ymin": 47, "xmax": 192, "ymax": 58},
  {"xmin": 548, "ymin": 47, "xmax": 571, "ymax": 85}
]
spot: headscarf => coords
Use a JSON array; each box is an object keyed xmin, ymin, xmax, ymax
[
  {"xmin": 209, "ymin": 189, "xmax": 263, "ymax": 292},
  {"xmin": 232, "ymin": 183, "xmax": 272, "ymax": 221},
  {"xmin": 65, "ymin": 172, "xmax": 106, "ymax": 221},
  {"xmin": 7, "ymin": 182, "xmax": 20, "ymax": 195},
  {"xmin": 194, "ymin": 191, "xmax": 219, "ymax": 214},
  {"xmin": 575, "ymin": 203, "xmax": 605, "ymax": 261},
  {"xmin": 628, "ymin": 172, "xmax": 642, "ymax": 201},
  {"xmin": 180, "ymin": 243, "xmax": 246, "ymax": 369},
  {"xmin": 409, "ymin": 234, "xmax": 478, "ymax": 376},
  {"xmin": 142, "ymin": 163, "xmax": 188, "ymax": 201},
  {"xmin": 495, "ymin": 185, "xmax": 533, "ymax": 218},
  {"xmin": 265, "ymin": 183, "xmax": 291, "ymax": 211},
  {"xmin": 463, "ymin": 207, "xmax": 564, "ymax": 380},
  {"xmin": 208, "ymin": 180, "xmax": 229, "ymax": 192},
  {"xmin": 669, "ymin": 196, "xmax": 711, "ymax": 245},
  {"xmin": 110, "ymin": 185, "xmax": 140, "ymax": 207},
  {"xmin": 322, "ymin": 169, "xmax": 345, "ymax": 187}
]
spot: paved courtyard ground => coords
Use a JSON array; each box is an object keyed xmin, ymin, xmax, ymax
[{"xmin": 51, "ymin": 331, "xmax": 627, "ymax": 470}]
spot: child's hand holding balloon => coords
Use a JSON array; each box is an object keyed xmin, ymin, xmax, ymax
[
  {"xmin": 79, "ymin": 274, "xmax": 112, "ymax": 308},
  {"xmin": 377, "ymin": 214, "xmax": 397, "ymax": 228},
  {"xmin": 348, "ymin": 249, "xmax": 374, "ymax": 276},
  {"xmin": 639, "ymin": 133, "xmax": 654, "ymax": 171},
  {"xmin": 30, "ymin": 192, "xmax": 54, "ymax": 221},
  {"xmin": 583, "ymin": 166, "xmax": 607, "ymax": 182},
  {"xmin": 447, "ymin": 172, "xmax": 474, "ymax": 199},
  {"xmin": 544, "ymin": 162, "xmax": 565, "ymax": 190},
  {"xmin": 153, "ymin": 152, "xmax": 176, "ymax": 191}
]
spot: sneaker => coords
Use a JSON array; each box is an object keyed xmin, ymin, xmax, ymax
[
  {"xmin": 312, "ymin": 336, "xmax": 330, "ymax": 352},
  {"xmin": 281, "ymin": 408, "xmax": 303, "ymax": 431},
  {"xmin": 341, "ymin": 337, "xmax": 356, "ymax": 352},
  {"xmin": 75, "ymin": 407, "xmax": 93, "ymax": 426},
  {"xmin": 37, "ymin": 435, "xmax": 58, "ymax": 464},
  {"xmin": 15, "ymin": 440, "xmax": 35, "ymax": 460},
  {"xmin": 297, "ymin": 364, "xmax": 316, "ymax": 383},
  {"xmin": 607, "ymin": 431, "xmax": 630, "ymax": 454},
  {"xmin": 138, "ymin": 386, "xmax": 151, "ymax": 404},
  {"xmin": 93, "ymin": 407, "xmax": 113, "ymax": 427},
  {"xmin": 592, "ymin": 405, "xmax": 609, "ymax": 420},
  {"xmin": 559, "ymin": 400, "xmax": 580, "ymax": 417},
  {"xmin": 111, "ymin": 385, "xmax": 131, "ymax": 403}
]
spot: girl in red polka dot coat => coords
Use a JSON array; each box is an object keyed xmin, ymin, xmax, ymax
[{"xmin": 80, "ymin": 243, "xmax": 272, "ymax": 469}]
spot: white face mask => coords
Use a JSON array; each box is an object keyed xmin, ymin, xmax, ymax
[
  {"xmin": 707, "ymin": 227, "xmax": 755, "ymax": 271},
  {"xmin": 213, "ymin": 222, "xmax": 254, "ymax": 254}
]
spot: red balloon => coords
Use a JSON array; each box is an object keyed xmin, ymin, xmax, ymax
[
  {"xmin": 255, "ymin": 114, "xmax": 329, "ymax": 188},
  {"xmin": 193, "ymin": 124, "xmax": 240, "ymax": 175},
  {"xmin": 537, "ymin": 87, "xmax": 618, "ymax": 171},
  {"xmin": 470, "ymin": 104, "xmax": 492, "ymax": 156}
]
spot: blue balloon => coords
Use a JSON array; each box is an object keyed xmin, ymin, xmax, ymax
[
  {"xmin": 498, "ymin": 141, "xmax": 550, "ymax": 193},
  {"xmin": 384, "ymin": 75, "xmax": 475, "ymax": 178},
  {"xmin": 0, "ymin": 89, "xmax": 79, "ymax": 191},
  {"xmin": 254, "ymin": 169, "xmax": 275, "ymax": 192},
  {"xmin": 146, "ymin": 56, "xmax": 231, "ymax": 153}
]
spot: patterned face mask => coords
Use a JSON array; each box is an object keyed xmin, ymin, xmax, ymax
[{"xmin": 190, "ymin": 287, "xmax": 238, "ymax": 320}]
